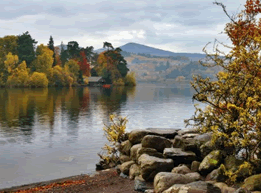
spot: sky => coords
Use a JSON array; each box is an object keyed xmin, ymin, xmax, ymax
[{"xmin": 1, "ymin": 0, "xmax": 248, "ymax": 54}]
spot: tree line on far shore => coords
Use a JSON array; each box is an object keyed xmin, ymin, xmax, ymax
[{"xmin": 0, "ymin": 32, "xmax": 136, "ymax": 88}]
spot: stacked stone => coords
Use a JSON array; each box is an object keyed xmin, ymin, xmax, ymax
[{"xmin": 116, "ymin": 128, "xmax": 261, "ymax": 193}]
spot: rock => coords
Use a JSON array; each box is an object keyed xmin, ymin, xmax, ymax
[
  {"xmin": 172, "ymin": 136, "xmax": 184, "ymax": 148},
  {"xmin": 144, "ymin": 189, "xmax": 155, "ymax": 193},
  {"xmin": 163, "ymin": 148, "xmax": 197, "ymax": 165},
  {"xmin": 119, "ymin": 140, "xmax": 132, "ymax": 156},
  {"xmin": 129, "ymin": 130, "xmax": 152, "ymax": 144},
  {"xmin": 129, "ymin": 164, "xmax": 141, "ymax": 180},
  {"xmin": 136, "ymin": 147, "xmax": 164, "ymax": 160},
  {"xmin": 191, "ymin": 161, "xmax": 201, "ymax": 172},
  {"xmin": 171, "ymin": 164, "xmax": 191, "ymax": 174},
  {"xmin": 119, "ymin": 154, "xmax": 131, "ymax": 163},
  {"xmin": 120, "ymin": 172, "xmax": 129, "ymax": 178},
  {"xmin": 199, "ymin": 150, "xmax": 222, "ymax": 174},
  {"xmin": 205, "ymin": 167, "xmax": 227, "ymax": 182},
  {"xmin": 120, "ymin": 160, "xmax": 135, "ymax": 175},
  {"xmin": 162, "ymin": 184, "xmax": 184, "ymax": 193},
  {"xmin": 141, "ymin": 135, "xmax": 172, "ymax": 153},
  {"xmin": 214, "ymin": 182, "xmax": 236, "ymax": 193},
  {"xmin": 177, "ymin": 128, "xmax": 199, "ymax": 136},
  {"xmin": 224, "ymin": 155, "xmax": 246, "ymax": 178},
  {"xmin": 154, "ymin": 172, "xmax": 193, "ymax": 193},
  {"xmin": 138, "ymin": 154, "xmax": 174, "ymax": 181},
  {"xmin": 182, "ymin": 133, "xmax": 199, "ymax": 139},
  {"xmin": 130, "ymin": 143, "xmax": 142, "ymax": 161},
  {"xmin": 145, "ymin": 128, "xmax": 180, "ymax": 139},
  {"xmin": 134, "ymin": 178, "xmax": 148, "ymax": 192},
  {"xmin": 115, "ymin": 165, "xmax": 121, "ymax": 174},
  {"xmin": 242, "ymin": 174, "xmax": 261, "ymax": 191},
  {"xmin": 194, "ymin": 133, "xmax": 212, "ymax": 143},
  {"xmin": 184, "ymin": 172, "xmax": 202, "ymax": 181},
  {"xmin": 235, "ymin": 187, "xmax": 252, "ymax": 193},
  {"xmin": 200, "ymin": 141, "xmax": 215, "ymax": 158}
]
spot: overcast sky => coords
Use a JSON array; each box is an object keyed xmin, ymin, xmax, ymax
[{"xmin": 1, "ymin": 0, "xmax": 247, "ymax": 53}]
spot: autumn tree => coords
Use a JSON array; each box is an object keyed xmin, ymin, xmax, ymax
[
  {"xmin": 6, "ymin": 61, "xmax": 29, "ymax": 87},
  {"xmin": 64, "ymin": 59, "xmax": 80, "ymax": 81},
  {"xmin": 17, "ymin": 31, "xmax": 37, "ymax": 68},
  {"xmin": 32, "ymin": 44, "xmax": 54, "ymax": 74},
  {"xmin": 78, "ymin": 50, "xmax": 90, "ymax": 77},
  {"xmin": 0, "ymin": 52, "xmax": 19, "ymax": 84},
  {"xmin": 0, "ymin": 35, "xmax": 18, "ymax": 59},
  {"xmin": 48, "ymin": 36, "xmax": 57, "ymax": 67},
  {"xmin": 185, "ymin": 0, "xmax": 261, "ymax": 182}
]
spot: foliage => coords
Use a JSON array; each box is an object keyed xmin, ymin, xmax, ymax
[
  {"xmin": 60, "ymin": 41, "xmax": 69, "ymax": 66},
  {"xmin": 33, "ymin": 44, "xmax": 54, "ymax": 73},
  {"xmin": 98, "ymin": 114, "xmax": 128, "ymax": 165},
  {"xmin": 124, "ymin": 71, "xmax": 136, "ymax": 86},
  {"xmin": 29, "ymin": 72, "xmax": 48, "ymax": 87},
  {"xmin": 112, "ymin": 78, "xmax": 125, "ymax": 86},
  {"xmin": 64, "ymin": 59, "xmax": 80, "ymax": 80},
  {"xmin": 67, "ymin": 41, "xmax": 80, "ymax": 59},
  {"xmin": 6, "ymin": 61, "xmax": 30, "ymax": 87},
  {"xmin": 78, "ymin": 50, "xmax": 90, "ymax": 76},
  {"xmin": 48, "ymin": 65, "xmax": 73, "ymax": 87},
  {"xmin": 17, "ymin": 31, "xmax": 37, "ymax": 68},
  {"xmin": 184, "ymin": 0, "xmax": 261, "ymax": 183},
  {"xmin": 0, "ymin": 35, "xmax": 18, "ymax": 59}
]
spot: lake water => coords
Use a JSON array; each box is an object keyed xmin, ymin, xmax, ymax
[{"xmin": 0, "ymin": 83, "xmax": 199, "ymax": 189}]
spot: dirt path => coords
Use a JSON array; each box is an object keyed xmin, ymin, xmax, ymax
[{"xmin": 0, "ymin": 169, "xmax": 147, "ymax": 193}]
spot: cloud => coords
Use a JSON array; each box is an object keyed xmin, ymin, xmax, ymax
[{"xmin": 0, "ymin": 0, "xmax": 247, "ymax": 52}]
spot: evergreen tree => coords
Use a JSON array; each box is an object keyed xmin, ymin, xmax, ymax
[
  {"xmin": 17, "ymin": 31, "xmax": 37, "ymax": 68},
  {"xmin": 67, "ymin": 41, "xmax": 80, "ymax": 59},
  {"xmin": 60, "ymin": 41, "xmax": 69, "ymax": 66},
  {"xmin": 47, "ymin": 36, "xmax": 57, "ymax": 67}
]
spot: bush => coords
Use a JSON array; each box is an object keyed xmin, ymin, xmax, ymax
[
  {"xmin": 98, "ymin": 114, "xmax": 128, "ymax": 167},
  {"xmin": 29, "ymin": 72, "xmax": 48, "ymax": 87},
  {"xmin": 6, "ymin": 61, "xmax": 29, "ymax": 87},
  {"xmin": 124, "ymin": 71, "xmax": 136, "ymax": 86},
  {"xmin": 47, "ymin": 66, "xmax": 73, "ymax": 87},
  {"xmin": 112, "ymin": 78, "xmax": 125, "ymax": 86}
]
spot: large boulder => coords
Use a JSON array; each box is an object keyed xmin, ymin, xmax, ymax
[
  {"xmin": 129, "ymin": 164, "xmax": 141, "ymax": 180},
  {"xmin": 172, "ymin": 135, "xmax": 184, "ymax": 148},
  {"xmin": 138, "ymin": 154, "xmax": 174, "ymax": 181},
  {"xmin": 214, "ymin": 182, "xmax": 236, "ymax": 193},
  {"xmin": 119, "ymin": 140, "xmax": 132, "ymax": 156},
  {"xmin": 146, "ymin": 128, "xmax": 180, "ymax": 139},
  {"xmin": 163, "ymin": 181, "xmax": 221, "ymax": 193},
  {"xmin": 163, "ymin": 148, "xmax": 197, "ymax": 165},
  {"xmin": 171, "ymin": 164, "xmax": 191, "ymax": 174},
  {"xmin": 199, "ymin": 150, "xmax": 223, "ymax": 174},
  {"xmin": 242, "ymin": 174, "xmax": 261, "ymax": 191},
  {"xmin": 205, "ymin": 166, "xmax": 227, "ymax": 182},
  {"xmin": 191, "ymin": 161, "xmax": 201, "ymax": 172},
  {"xmin": 119, "ymin": 154, "xmax": 131, "ymax": 164},
  {"xmin": 130, "ymin": 143, "xmax": 142, "ymax": 161},
  {"xmin": 154, "ymin": 172, "xmax": 193, "ymax": 193},
  {"xmin": 119, "ymin": 160, "xmax": 135, "ymax": 175},
  {"xmin": 129, "ymin": 130, "xmax": 152, "ymax": 144},
  {"xmin": 200, "ymin": 141, "xmax": 215, "ymax": 158},
  {"xmin": 136, "ymin": 147, "xmax": 164, "ymax": 160},
  {"xmin": 141, "ymin": 135, "xmax": 172, "ymax": 153},
  {"xmin": 177, "ymin": 128, "xmax": 199, "ymax": 136}
]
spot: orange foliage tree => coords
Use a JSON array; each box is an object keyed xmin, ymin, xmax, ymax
[{"xmin": 78, "ymin": 50, "xmax": 90, "ymax": 77}]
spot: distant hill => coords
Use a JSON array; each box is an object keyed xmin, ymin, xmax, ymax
[{"xmin": 95, "ymin": 42, "xmax": 206, "ymax": 61}]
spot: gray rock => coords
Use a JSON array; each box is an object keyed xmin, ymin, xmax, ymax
[
  {"xmin": 129, "ymin": 164, "xmax": 141, "ymax": 180},
  {"xmin": 119, "ymin": 154, "xmax": 131, "ymax": 163},
  {"xmin": 130, "ymin": 143, "xmax": 142, "ymax": 161},
  {"xmin": 214, "ymin": 182, "xmax": 236, "ymax": 193},
  {"xmin": 191, "ymin": 161, "xmax": 201, "ymax": 172},
  {"xmin": 144, "ymin": 189, "xmax": 155, "ymax": 193},
  {"xmin": 194, "ymin": 133, "xmax": 212, "ymax": 143},
  {"xmin": 138, "ymin": 154, "xmax": 174, "ymax": 181},
  {"xmin": 141, "ymin": 135, "xmax": 172, "ymax": 153},
  {"xmin": 129, "ymin": 130, "xmax": 152, "ymax": 144},
  {"xmin": 145, "ymin": 128, "xmax": 180, "ymax": 139},
  {"xmin": 242, "ymin": 174, "xmax": 261, "ymax": 191},
  {"xmin": 184, "ymin": 172, "xmax": 202, "ymax": 181},
  {"xmin": 235, "ymin": 187, "xmax": 252, "ymax": 193},
  {"xmin": 171, "ymin": 164, "xmax": 191, "ymax": 174},
  {"xmin": 120, "ymin": 160, "xmax": 135, "ymax": 175},
  {"xmin": 119, "ymin": 140, "xmax": 132, "ymax": 156},
  {"xmin": 182, "ymin": 133, "xmax": 199, "ymax": 139},
  {"xmin": 199, "ymin": 150, "xmax": 222, "ymax": 174},
  {"xmin": 136, "ymin": 147, "xmax": 164, "ymax": 161},
  {"xmin": 154, "ymin": 172, "xmax": 195, "ymax": 193},
  {"xmin": 120, "ymin": 172, "xmax": 129, "ymax": 178},
  {"xmin": 200, "ymin": 141, "xmax": 215, "ymax": 158},
  {"xmin": 134, "ymin": 178, "xmax": 149, "ymax": 192},
  {"xmin": 171, "ymin": 181, "xmax": 221, "ymax": 193},
  {"xmin": 163, "ymin": 148, "xmax": 197, "ymax": 165},
  {"xmin": 205, "ymin": 167, "xmax": 227, "ymax": 182},
  {"xmin": 172, "ymin": 136, "xmax": 184, "ymax": 148},
  {"xmin": 162, "ymin": 184, "xmax": 184, "ymax": 193},
  {"xmin": 178, "ymin": 128, "xmax": 199, "ymax": 136}
]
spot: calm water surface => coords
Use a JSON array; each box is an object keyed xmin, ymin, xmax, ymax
[{"xmin": 0, "ymin": 83, "xmax": 199, "ymax": 189}]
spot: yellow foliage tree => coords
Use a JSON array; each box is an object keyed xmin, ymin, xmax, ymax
[
  {"xmin": 33, "ymin": 44, "xmax": 54, "ymax": 73},
  {"xmin": 48, "ymin": 65, "xmax": 73, "ymax": 87},
  {"xmin": 185, "ymin": 0, "xmax": 261, "ymax": 182},
  {"xmin": 29, "ymin": 72, "xmax": 49, "ymax": 87},
  {"xmin": 6, "ymin": 61, "xmax": 29, "ymax": 87},
  {"xmin": 64, "ymin": 59, "xmax": 80, "ymax": 81}
]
